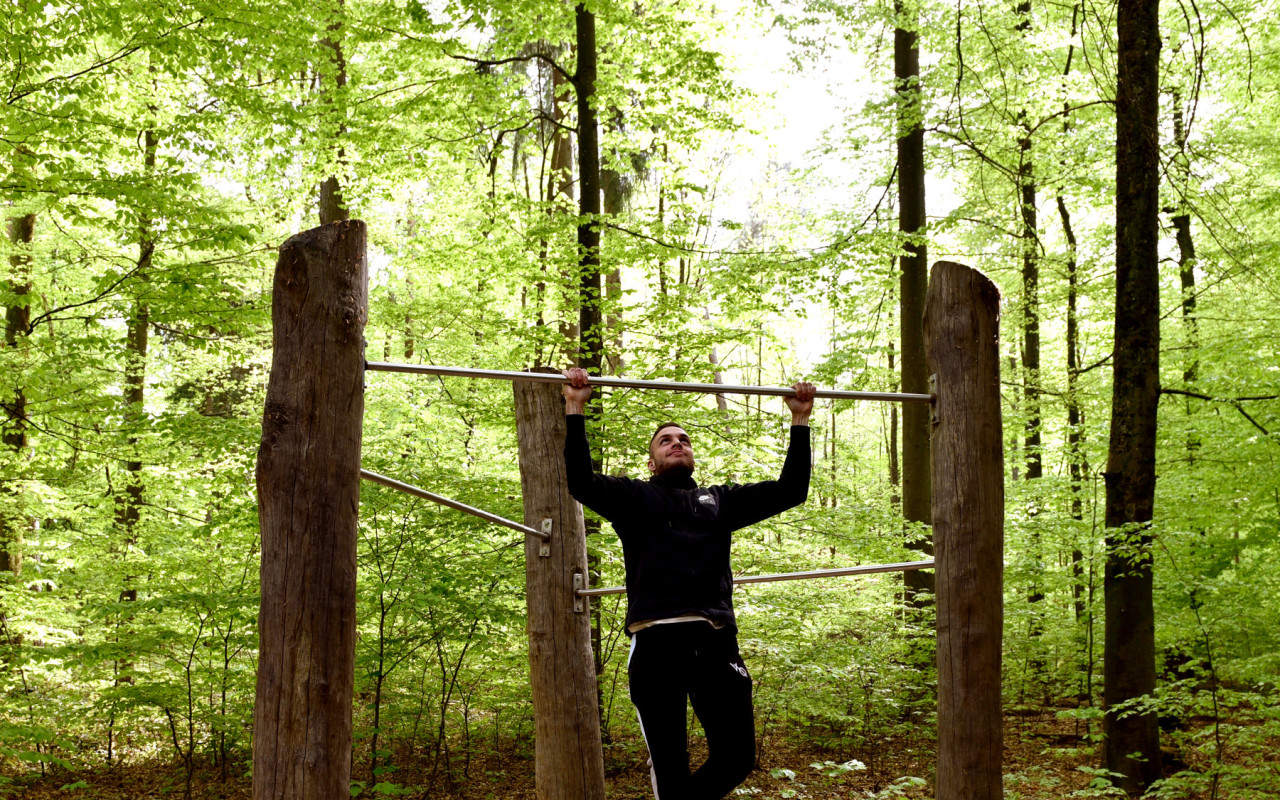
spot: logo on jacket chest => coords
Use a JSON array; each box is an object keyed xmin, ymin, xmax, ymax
[{"xmin": 694, "ymin": 490, "xmax": 718, "ymax": 515}]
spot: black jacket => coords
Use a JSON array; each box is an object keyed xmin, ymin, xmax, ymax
[{"xmin": 564, "ymin": 414, "xmax": 811, "ymax": 632}]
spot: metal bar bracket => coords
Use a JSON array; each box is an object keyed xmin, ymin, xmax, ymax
[
  {"xmin": 539, "ymin": 518, "xmax": 552, "ymax": 557},
  {"xmin": 572, "ymin": 571, "xmax": 585, "ymax": 613}
]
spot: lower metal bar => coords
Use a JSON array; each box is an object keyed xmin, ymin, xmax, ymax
[
  {"xmin": 360, "ymin": 469, "xmax": 548, "ymax": 541},
  {"xmin": 575, "ymin": 559, "xmax": 935, "ymax": 598},
  {"xmin": 365, "ymin": 362, "xmax": 932, "ymax": 404}
]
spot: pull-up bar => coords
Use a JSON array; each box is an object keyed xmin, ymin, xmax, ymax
[
  {"xmin": 574, "ymin": 559, "xmax": 935, "ymax": 598},
  {"xmin": 365, "ymin": 362, "xmax": 933, "ymax": 404},
  {"xmin": 360, "ymin": 468, "xmax": 551, "ymax": 545},
  {"xmin": 256, "ymin": 226, "xmax": 1004, "ymax": 800}
]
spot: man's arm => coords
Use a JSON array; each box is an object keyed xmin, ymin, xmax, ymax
[
  {"xmin": 562, "ymin": 367, "xmax": 636, "ymax": 520},
  {"xmin": 717, "ymin": 381, "xmax": 816, "ymax": 531}
]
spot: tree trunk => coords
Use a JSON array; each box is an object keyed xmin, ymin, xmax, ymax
[
  {"xmin": 319, "ymin": 0, "xmax": 350, "ymax": 225},
  {"xmin": 705, "ymin": 308, "xmax": 729, "ymax": 413},
  {"xmin": 895, "ymin": 0, "xmax": 933, "ymax": 606},
  {"xmin": 253, "ymin": 221, "xmax": 367, "ymax": 800},
  {"xmin": 1104, "ymin": 0, "xmax": 1163, "ymax": 792},
  {"xmin": 573, "ymin": 11, "xmax": 610, "ymax": 737},
  {"xmin": 601, "ymin": 114, "xmax": 627, "ymax": 379},
  {"xmin": 117, "ymin": 128, "xmax": 156, "ymax": 603},
  {"xmin": 319, "ymin": 175, "xmax": 349, "ymax": 225},
  {"xmin": 1057, "ymin": 2, "xmax": 1088, "ymax": 626},
  {"xmin": 925, "ymin": 260, "xmax": 1004, "ymax": 800},
  {"xmin": 888, "ymin": 341, "xmax": 900, "ymax": 511},
  {"xmin": 2, "ymin": 204, "xmax": 33, "ymax": 576},
  {"xmin": 1016, "ymin": 9, "xmax": 1041, "ymax": 488},
  {"xmin": 1059, "ymin": 196, "xmax": 1087, "ymax": 622},
  {"xmin": 1170, "ymin": 91, "xmax": 1199, "ymax": 458},
  {"xmin": 542, "ymin": 45, "xmax": 576, "ymax": 355},
  {"xmin": 575, "ymin": 3, "xmax": 602, "ymax": 374},
  {"xmin": 1015, "ymin": 0, "xmax": 1045, "ymax": 699},
  {"xmin": 513, "ymin": 376, "xmax": 608, "ymax": 800}
]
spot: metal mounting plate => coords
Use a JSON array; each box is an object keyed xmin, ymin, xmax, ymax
[
  {"xmin": 572, "ymin": 571, "xmax": 585, "ymax": 613},
  {"xmin": 540, "ymin": 518, "xmax": 552, "ymax": 558}
]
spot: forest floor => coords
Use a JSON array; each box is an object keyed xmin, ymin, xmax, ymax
[{"xmin": 7, "ymin": 708, "xmax": 1207, "ymax": 799}]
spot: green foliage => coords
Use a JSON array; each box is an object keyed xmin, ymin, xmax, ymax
[{"xmin": 2, "ymin": 0, "xmax": 1279, "ymax": 794}]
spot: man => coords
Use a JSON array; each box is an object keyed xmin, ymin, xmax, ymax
[{"xmin": 561, "ymin": 367, "xmax": 816, "ymax": 800}]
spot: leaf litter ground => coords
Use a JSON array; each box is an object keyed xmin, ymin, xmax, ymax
[{"xmin": 10, "ymin": 709, "xmax": 1257, "ymax": 799}]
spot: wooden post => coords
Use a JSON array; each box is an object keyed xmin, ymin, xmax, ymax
[
  {"xmin": 924, "ymin": 260, "xmax": 1004, "ymax": 800},
  {"xmin": 254, "ymin": 221, "xmax": 367, "ymax": 800},
  {"xmin": 513, "ymin": 375, "xmax": 607, "ymax": 800}
]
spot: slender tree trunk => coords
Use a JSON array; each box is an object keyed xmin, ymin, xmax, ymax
[
  {"xmin": 117, "ymin": 128, "xmax": 156, "ymax": 604},
  {"xmin": 888, "ymin": 341, "xmax": 900, "ymax": 511},
  {"xmin": 1170, "ymin": 91, "xmax": 1199, "ymax": 459},
  {"xmin": 319, "ymin": 175, "xmax": 348, "ymax": 225},
  {"xmin": 1059, "ymin": 196, "xmax": 1087, "ymax": 622},
  {"xmin": 1014, "ymin": 11, "xmax": 1041, "ymax": 472},
  {"xmin": 704, "ymin": 308, "xmax": 729, "ymax": 413},
  {"xmin": 1057, "ymin": 1, "xmax": 1088, "ymax": 627},
  {"xmin": 1104, "ymin": 0, "xmax": 1163, "ymax": 792},
  {"xmin": 543, "ymin": 47, "xmax": 577, "ymax": 352},
  {"xmin": 2, "ymin": 203, "xmax": 33, "ymax": 576},
  {"xmin": 253, "ymin": 222, "xmax": 367, "ymax": 800},
  {"xmin": 319, "ymin": 0, "xmax": 350, "ymax": 225},
  {"xmin": 573, "ymin": 9, "xmax": 610, "ymax": 741},
  {"xmin": 1015, "ymin": 0, "xmax": 1046, "ymax": 701},
  {"xmin": 601, "ymin": 116, "xmax": 627, "ymax": 379},
  {"xmin": 1173, "ymin": 213, "xmax": 1196, "ymax": 386},
  {"xmin": 895, "ymin": 0, "xmax": 933, "ymax": 607},
  {"xmin": 1016, "ymin": 13, "xmax": 1042, "ymax": 491},
  {"xmin": 548, "ymin": 57, "xmax": 575, "ymax": 210},
  {"xmin": 575, "ymin": 3, "xmax": 602, "ymax": 374}
]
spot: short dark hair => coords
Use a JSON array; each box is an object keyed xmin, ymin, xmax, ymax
[{"xmin": 649, "ymin": 421, "xmax": 685, "ymax": 447}]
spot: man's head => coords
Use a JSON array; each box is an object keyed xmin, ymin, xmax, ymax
[{"xmin": 648, "ymin": 422, "xmax": 695, "ymax": 478}]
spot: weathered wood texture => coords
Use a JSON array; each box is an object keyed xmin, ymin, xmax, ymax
[
  {"xmin": 513, "ymin": 376, "xmax": 607, "ymax": 800},
  {"xmin": 925, "ymin": 261, "xmax": 1004, "ymax": 800},
  {"xmin": 254, "ymin": 221, "xmax": 367, "ymax": 800}
]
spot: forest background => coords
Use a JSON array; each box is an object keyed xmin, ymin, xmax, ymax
[{"xmin": 2, "ymin": 0, "xmax": 1278, "ymax": 797}]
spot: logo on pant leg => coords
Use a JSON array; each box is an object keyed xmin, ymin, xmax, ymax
[{"xmin": 730, "ymin": 661, "xmax": 749, "ymax": 678}]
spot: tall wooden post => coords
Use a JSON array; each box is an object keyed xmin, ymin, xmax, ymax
[
  {"xmin": 513, "ymin": 376, "xmax": 607, "ymax": 800},
  {"xmin": 924, "ymin": 261, "xmax": 1004, "ymax": 800},
  {"xmin": 254, "ymin": 222, "xmax": 367, "ymax": 800}
]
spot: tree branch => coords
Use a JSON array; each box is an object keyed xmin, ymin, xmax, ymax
[
  {"xmin": 1028, "ymin": 99, "xmax": 1117, "ymax": 135},
  {"xmin": 1161, "ymin": 387, "xmax": 1273, "ymax": 436},
  {"xmin": 25, "ymin": 264, "xmax": 146, "ymax": 335},
  {"xmin": 7, "ymin": 18, "xmax": 207, "ymax": 104},
  {"xmin": 444, "ymin": 49, "xmax": 573, "ymax": 84}
]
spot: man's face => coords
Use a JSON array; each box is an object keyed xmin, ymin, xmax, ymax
[{"xmin": 648, "ymin": 425, "xmax": 695, "ymax": 477}]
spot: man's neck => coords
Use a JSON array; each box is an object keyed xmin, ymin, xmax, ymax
[{"xmin": 650, "ymin": 467, "xmax": 696, "ymax": 488}]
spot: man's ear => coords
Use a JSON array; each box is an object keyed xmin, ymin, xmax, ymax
[{"xmin": 647, "ymin": 457, "xmax": 656, "ymax": 474}]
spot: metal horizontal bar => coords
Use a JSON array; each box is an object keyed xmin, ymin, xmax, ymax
[
  {"xmin": 360, "ymin": 469, "xmax": 548, "ymax": 541},
  {"xmin": 365, "ymin": 362, "xmax": 932, "ymax": 404},
  {"xmin": 575, "ymin": 560, "xmax": 936, "ymax": 598}
]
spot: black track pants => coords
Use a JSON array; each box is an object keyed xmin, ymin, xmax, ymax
[{"xmin": 628, "ymin": 621, "xmax": 755, "ymax": 800}]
